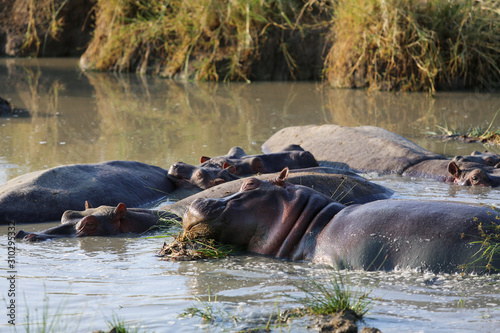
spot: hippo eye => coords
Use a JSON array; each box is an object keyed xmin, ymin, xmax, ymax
[
  {"xmin": 242, "ymin": 179, "xmax": 259, "ymax": 191},
  {"xmin": 471, "ymin": 175, "xmax": 479, "ymax": 183},
  {"xmin": 196, "ymin": 170, "xmax": 205, "ymax": 179}
]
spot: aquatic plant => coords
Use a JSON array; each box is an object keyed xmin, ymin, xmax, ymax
[
  {"xmin": 105, "ymin": 314, "xmax": 142, "ymax": 333},
  {"xmin": 324, "ymin": 0, "xmax": 500, "ymax": 93},
  {"xmin": 462, "ymin": 207, "xmax": 500, "ymax": 273},
  {"xmin": 20, "ymin": 292, "xmax": 81, "ymax": 333},
  {"xmin": 180, "ymin": 290, "xmax": 239, "ymax": 325},
  {"xmin": 427, "ymin": 109, "xmax": 500, "ymax": 145},
  {"xmin": 292, "ymin": 268, "xmax": 373, "ymax": 318}
]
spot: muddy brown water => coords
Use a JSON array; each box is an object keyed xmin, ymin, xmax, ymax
[{"xmin": 0, "ymin": 58, "xmax": 499, "ymax": 332}]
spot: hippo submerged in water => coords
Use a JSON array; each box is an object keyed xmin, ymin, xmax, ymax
[
  {"xmin": 183, "ymin": 168, "xmax": 499, "ymax": 273},
  {"xmin": 15, "ymin": 202, "xmax": 178, "ymax": 241},
  {"xmin": 168, "ymin": 145, "xmax": 319, "ymax": 190},
  {"xmin": 0, "ymin": 161, "xmax": 178, "ymax": 225},
  {"xmin": 262, "ymin": 125, "xmax": 500, "ymax": 186}
]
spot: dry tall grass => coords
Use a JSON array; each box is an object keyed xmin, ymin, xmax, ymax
[
  {"xmin": 324, "ymin": 0, "xmax": 500, "ymax": 93},
  {"xmin": 77, "ymin": 0, "xmax": 499, "ymax": 91}
]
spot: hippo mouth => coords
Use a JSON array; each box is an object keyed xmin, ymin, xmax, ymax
[{"xmin": 183, "ymin": 197, "xmax": 228, "ymax": 236}]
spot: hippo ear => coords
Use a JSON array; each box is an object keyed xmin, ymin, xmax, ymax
[
  {"xmin": 112, "ymin": 203, "xmax": 127, "ymax": 232},
  {"xmin": 447, "ymin": 161, "xmax": 461, "ymax": 178},
  {"xmin": 114, "ymin": 203, "xmax": 127, "ymax": 218},
  {"xmin": 471, "ymin": 150, "xmax": 481, "ymax": 156},
  {"xmin": 212, "ymin": 178, "xmax": 226, "ymax": 186},
  {"xmin": 273, "ymin": 167, "xmax": 289, "ymax": 187},
  {"xmin": 223, "ymin": 162, "xmax": 237, "ymax": 174},
  {"xmin": 200, "ymin": 156, "xmax": 211, "ymax": 163},
  {"xmin": 251, "ymin": 157, "xmax": 266, "ymax": 174},
  {"xmin": 85, "ymin": 201, "xmax": 93, "ymax": 209}
]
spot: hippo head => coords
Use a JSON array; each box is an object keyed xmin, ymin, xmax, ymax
[
  {"xmin": 183, "ymin": 168, "xmax": 345, "ymax": 258},
  {"xmin": 168, "ymin": 162, "xmax": 239, "ymax": 189},
  {"xmin": 453, "ymin": 151, "xmax": 500, "ymax": 168},
  {"xmin": 17, "ymin": 202, "xmax": 143, "ymax": 241},
  {"xmin": 447, "ymin": 161, "xmax": 500, "ymax": 187}
]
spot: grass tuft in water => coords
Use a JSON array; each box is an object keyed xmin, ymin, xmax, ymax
[
  {"xmin": 291, "ymin": 268, "xmax": 373, "ymax": 318},
  {"xmin": 426, "ymin": 109, "xmax": 500, "ymax": 146},
  {"xmin": 179, "ymin": 290, "xmax": 239, "ymax": 325},
  {"xmin": 461, "ymin": 206, "xmax": 500, "ymax": 273},
  {"xmin": 104, "ymin": 314, "xmax": 142, "ymax": 333}
]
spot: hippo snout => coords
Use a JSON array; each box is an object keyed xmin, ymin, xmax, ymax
[
  {"xmin": 15, "ymin": 230, "xmax": 49, "ymax": 242},
  {"xmin": 183, "ymin": 198, "xmax": 226, "ymax": 231},
  {"xmin": 15, "ymin": 230, "xmax": 29, "ymax": 239}
]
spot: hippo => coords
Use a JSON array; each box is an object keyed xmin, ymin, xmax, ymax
[
  {"xmin": 15, "ymin": 202, "xmax": 178, "ymax": 241},
  {"xmin": 0, "ymin": 160, "xmax": 178, "ymax": 224},
  {"xmin": 183, "ymin": 168, "xmax": 499, "ymax": 273},
  {"xmin": 168, "ymin": 145, "xmax": 320, "ymax": 190},
  {"xmin": 0, "ymin": 96, "xmax": 30, "ymax": 117},
  {"xmin": 262, "ymin": 125, "xmax": 500, "ymax": 186},
  {"xmin": 163, "ymin": 167, "xmax": 393, "ymax": 217},
  {"xmin": 453, "ymin": 151, "xmax": 500, "ymax": 168},
  {"xmin": 168, "ymin": 161, "xmax": 239, "ymax": 190},
  {"xmin": 199, "ymin": 145, "xmax": 319, "ymax": 175}
]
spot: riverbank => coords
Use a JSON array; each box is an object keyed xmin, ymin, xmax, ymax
[{"xmin": 1, "ymin": 0, "xmax": 499, "ymax": 92}]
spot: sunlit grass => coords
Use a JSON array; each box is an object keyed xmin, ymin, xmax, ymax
[{"xmin": 324, "ymin": 0, "xmax": 500, "ymax": 93}]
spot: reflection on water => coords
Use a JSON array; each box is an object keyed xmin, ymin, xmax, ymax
[
  {"xmin": 1, "ymin": 58, "xmax": 500, "ymax": 332},
  {"xmin": 1, "ymin": 58, "xmax": 499, "ymax": 183}
]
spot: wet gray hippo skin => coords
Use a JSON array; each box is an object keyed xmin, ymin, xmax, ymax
[
  {"xmin": 262, "ymin": 125, "xmax": 500, "ymax": 186},
  {"xmin": 184, "ymin": 169, "xmax": 499, "ymax": 273},
  {"xmin": 163, "ymin": 167, "xmax": 393, "ymax": 217},
  {"xmin": 168, "ymin": 162, "xmax": 240, "ymax": 190},
  {"xmin": 0, "ymin": 161, "xmax": 176, "ymax": 224},
  {"xmin": 0, "ymin": 96, "xmax": 30, "ymax": 117},
  {"xmin": 168, "ymin": 145, "xmax": 319, "ymax": 190},
  {"xmin": 15, "ymin": 202, "xmax": 178, "ymax": 241},
  {"xmin": 199, "ymin": 145, "xmax": 319, "ymax": 175},
  {"xmin": 458, "ymin": 151, "xmax": 500, "ymax": 167}
]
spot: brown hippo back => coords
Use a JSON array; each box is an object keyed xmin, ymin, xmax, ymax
[{"xmin": 262, "ymin": 125, "xmax": 444, "ymax": 174}]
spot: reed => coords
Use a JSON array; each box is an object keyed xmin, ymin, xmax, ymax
[{"xmin": 324, "ymin": 0, "xmax": 500, "ymax": 93}]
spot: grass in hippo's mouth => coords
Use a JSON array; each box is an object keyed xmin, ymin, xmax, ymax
[{"xmin": 156, "ymin": 231, "xmax": 239, "ymax": 260}]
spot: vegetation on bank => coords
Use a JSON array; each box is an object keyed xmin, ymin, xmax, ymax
[{"xmin": 77, "ymin": 0, "xmax": 499, "ymax": 92}]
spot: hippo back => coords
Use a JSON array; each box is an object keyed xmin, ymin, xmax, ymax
[
  {"xmin": 263, "ymin": 125, "xmax": 445, "ymax": 174},
  {"xmin": 0, "ymin": 161, "xmax": 175, "ymax": 224}
]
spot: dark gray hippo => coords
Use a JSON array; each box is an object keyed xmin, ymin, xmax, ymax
[
  {"xmin": 15, "ymin": 202, "xmax": 178, "ymax": 241},
  {"xmin": 262, "ymin": 125, "xmax": 500, "ymax": 186},
  {"xmin": 183, "ymin": 169, "xmax": 499, "ymax": 273},
  {"xmin": 0, "ymin": 160, "xmax": 179, "ymax": 224},
  {"xmin": 168, "ymin": 161, "xmax": 240, "ymax": 190},
  {"xmin": 0, "ymin": 96, "xmax": 30, "ymax": 117},
  {"xmin": 163, "ymin": 167, "xmax": 393, "ymax": 217},
  {"xmin": 168, "ymin": 145, "xmax": 320, "ymax": 190},
  {"xmin": 198, "ymin": 145, "xmax": 319, "ymax": 175}
]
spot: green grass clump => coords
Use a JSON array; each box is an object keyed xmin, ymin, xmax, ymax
[
  {"xmin": 324, "ymin": 0, "xmax": 500, "ymax": 93},
  {"xmin": 462, "ymin": 209, "xmax": 500, "ymax": 273},
  {"xmin": 293, "ymin": 268, "xmax": 373, "ymax": 318}
]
